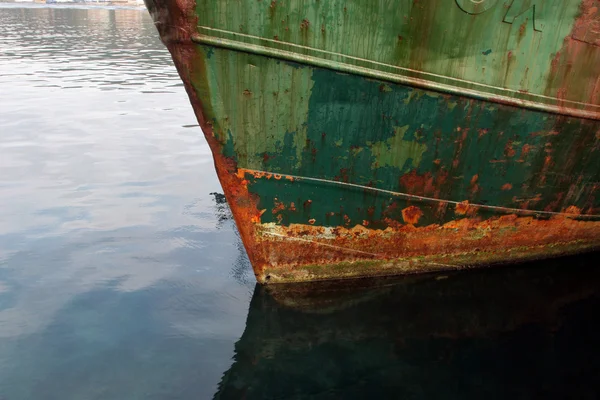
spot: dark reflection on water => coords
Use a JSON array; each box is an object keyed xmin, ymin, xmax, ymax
[
  {"xmin": 216, "ymin": 257, "xmax": 600, "ymax": 400},
  {"xmin": 0, "ymin": 4, "xmax": 599, "ymax": 400}
]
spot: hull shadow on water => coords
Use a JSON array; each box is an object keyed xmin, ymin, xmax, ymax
[{"xmin": 214, "ymin": 253, "xmax": 600, "ymax": 399}]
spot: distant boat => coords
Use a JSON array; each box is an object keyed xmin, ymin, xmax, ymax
[{"xmin": 145, "ymin": 0, "xmax": 600, "ymax": 284}]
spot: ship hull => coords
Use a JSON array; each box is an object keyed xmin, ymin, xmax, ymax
[{"xmin": 146, "ymin": 0, "xmax": 600, "ymax": 283}]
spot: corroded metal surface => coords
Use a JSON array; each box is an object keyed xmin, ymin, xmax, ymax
[{"xmin": 145, "ymin": 0, "xmax": 600, "ymax": 283}]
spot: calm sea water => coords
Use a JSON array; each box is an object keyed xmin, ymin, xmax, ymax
[{"xmin": 0, "ymin": 4, "xmax": 598, "ymax": 400}]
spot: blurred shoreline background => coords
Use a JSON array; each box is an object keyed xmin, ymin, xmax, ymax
[{"xmin": 0, "ymin": 0, "xmax": 145, "ymax": 7}]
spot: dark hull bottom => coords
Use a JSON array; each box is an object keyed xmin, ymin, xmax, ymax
[{"xmin": 214, "ymin": 254, "xmax": 600, "ymax": 399}]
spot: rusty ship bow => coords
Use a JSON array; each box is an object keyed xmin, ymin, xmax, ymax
[{"xmin": 145, "ymin": 0, "xmax": 600, "ymax": 283}]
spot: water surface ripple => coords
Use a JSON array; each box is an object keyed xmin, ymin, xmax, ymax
[{"xmin": 0, "ymin": 5, "xmax": 253, "ymax": 399}]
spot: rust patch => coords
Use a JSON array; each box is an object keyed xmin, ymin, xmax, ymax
[
  {"xmin": 514, "ymin": 194, "xmax": 543, "ymax": 211},
  {"xmin": 455, "ymin": 200, "xmax": 471, "ymax": 215},
  {"xmin": 256, "ymin": 213, "xmax": 600, "ymax": 283},
  {"xmin": 518, "ymin": 143, "xmax": 533, "ymax": 162},
  {"xmin": 399, "ymin": 170, "xmax": 432, "ymax": 195},
  {"xmin": 343, "ymin": 214, "xmax": 351, "ymax": 226},
  {"xmin": 272, "ymin": 198, "xmax": 285, "ymax": 214},
  {"xmin": 144, "ymin": 0, "xmax": 197, "ymax": 44},
  {"xmin": 469, "ymin": 174, "xmax": 480, "ymax": 195},
  {"xmin": 545, "ymin": 192, "xmax": 566, "ymax": 213},
  {"xmin": 399, "ymin": 169, "xmax": 448, "ymax": 198},
  {"xmin": 401, "ymin": 206, "xmax": 423, "ymax": 225},
  {"xmin": 504, "ymin": 141, "xmax": 516, "ymax": 158},
  {"xmin": 572, "ymin": 0, "xmax": 600, "ymax": 47},
  {"xmin": 549, "ymin": 0, "xmax": 600, "ymax": 110},
  {"xmin": 565, "ymin": 205, "xmax": 582, "ymax": 215}
]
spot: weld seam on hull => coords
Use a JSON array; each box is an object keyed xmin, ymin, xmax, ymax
[
  {"xmin": 191, "ymin": 31, "xmax": 600, "ymax": 121},
  {"xmin": 239, "ymin": 168, "xmax": 600, "ymax": 220}
]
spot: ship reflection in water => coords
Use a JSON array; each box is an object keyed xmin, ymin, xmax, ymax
[{"xmin": 215, "ymin": 255, "xmax": 600, "ymax": 400}]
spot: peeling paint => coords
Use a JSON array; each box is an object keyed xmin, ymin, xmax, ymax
[{"xmin": 370, "ymin": 125, "xmax": 427, "ymax": 170}]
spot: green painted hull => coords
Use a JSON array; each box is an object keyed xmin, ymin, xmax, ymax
[{"xmin": 145, "ymin": 0, "xmax": 600, "ymax": 283}]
